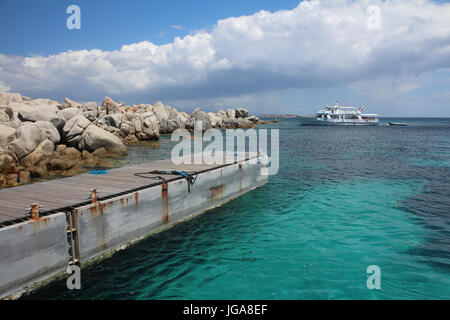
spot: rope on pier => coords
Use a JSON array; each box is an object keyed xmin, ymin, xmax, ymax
[{"xmin": 134, "ymin": 170, "xmax": 198, "ymax": 192}]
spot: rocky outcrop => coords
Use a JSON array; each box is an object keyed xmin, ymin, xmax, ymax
[
  {"xmin": 0, "ymin": 124, "xmax": 16, "ymax": 145},
  {"xmin": 236, "ymin": 118, "xmax": 255, "ymax": 129},
  {"xmin": 0, "ymin": 91, "xmax": 265, "ymax": 188},
  {"xmin": 58, "ymin": 107, "xmax": 82, "ymax": 121},
  {"xmin": 0, "ymin": 109, "xmax": 10, "ymax": 122},
  {"xmin": 186, "ymin": 108, "xmax": 212, "ymax": 131},
  {"xmin": 8, "ymin": 123, "xmax": 44, "ymax": 159},
  {"xmin": 235, "ymin": 108, "xmax": 249, "ymax": 118},
  {"xmin": 63, "ymin": 115, "xmax": 91, "ymax": 147},
  {"xmin": 152, "ymin": 101, "xmax": 176, "ymax": 134},
  {"xmin": 140, "ymin": 114, "xmax": 160, "ymax": 141},
  {"xmin": 153, "ymin": 101, "xmax": 168, "ymax": 121},
  {"xmin": 83, "ymin": 102, "xmax": 99, "ymax": 115},
  {"xmin": 64, "ymin": 97, "xmax": 82, "ymax": 108},
  {"xmin": 35, "ymin": 121, "xmax": 61, "ymax": 144},
  {"xmin": 100, "ymin": 114, "xmax": 123, "ymax": 129},
  {"xmin": 226, "ymin": 109, "xmax": 236, "ymax": 119},
  {"xmin": 0, "ymin": 92, "xmax": 23, "ymax": 105},
  {"xmin": 20, "ymin": 139, "xmax": 55, "ymax": 169},
  {"xmin": 102, "ymin": 96, "xmax": 120, "ymax": 115},
  {"xmin": 79, "ymin": 124, "xmax": 127, "ymax": 154}
]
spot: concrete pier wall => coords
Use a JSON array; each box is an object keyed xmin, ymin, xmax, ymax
[
  {"xmin": 0, "ymin": 158, "xmax": 267, "ymax": 298},
  {"xmin": 0, "ymin": 213, "xmax": 69, "ymax": 298},
  {"xmin": 75, "ymin": 159, "xmax": 267, "ymax": 263}
]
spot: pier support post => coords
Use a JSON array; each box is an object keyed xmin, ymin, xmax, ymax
[
  {"xmin": 29, "ymin": 203, "xmax": 40, "ymax": 220},
  {"xmin": 88, "ymin": 189, "xmax": 97, "ymax": 204}
]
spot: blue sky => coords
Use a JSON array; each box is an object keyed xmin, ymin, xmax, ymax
[
  {"xmin": 0, "ymin": 0, "xmax": 301, "ymax": 55},
  {"xmin": 0, "ymin": 0, "xmax": 450, "ymax": 116}
]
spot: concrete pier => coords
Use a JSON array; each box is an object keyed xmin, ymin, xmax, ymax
[{"xmin": 0, "ymin": 153, "xmax": 268, "ymax": 298}]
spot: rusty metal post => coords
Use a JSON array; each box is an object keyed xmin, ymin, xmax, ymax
[
  {"xmin": 88, "ymin": 189, "xmax": 97, "ymax": 204},
  {"xmin": 161, "ymin": 182, "xmax": 169, "ymax": 224},
  {"xmin": 29, "ymin": 203, "xmax": 40, "ymax": 220}
]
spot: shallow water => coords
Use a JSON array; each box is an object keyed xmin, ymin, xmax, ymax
[{"xmin": 23, "ymin": 118, "xmax": 450, "ymax": 300}]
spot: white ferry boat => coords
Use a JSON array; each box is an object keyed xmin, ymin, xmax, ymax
[{"xmin": 298, "ymin": 103, "xmax": 379, "ymax": 126}]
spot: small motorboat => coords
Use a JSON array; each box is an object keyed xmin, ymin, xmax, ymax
[{"xmin": 387, "ymin": 122, "xmax": 407, "ymax": 126}]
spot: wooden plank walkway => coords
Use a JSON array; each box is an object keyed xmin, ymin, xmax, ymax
[{"xmin": 0, "ymin": 154, "xmax": 251, "ymax": 226}]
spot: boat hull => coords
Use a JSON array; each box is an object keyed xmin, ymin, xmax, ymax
[
  {"xmin": 388, "ymin": 122, "xmax": 407, "ymax": 126},
  {"xmin": 297, "ymin": 116, "xmax": 379, "ymax": 126}
]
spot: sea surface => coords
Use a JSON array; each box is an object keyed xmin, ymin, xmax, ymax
[{"xmin": 22, "ymin": 118, "xmax": 450, "ymax": 300}]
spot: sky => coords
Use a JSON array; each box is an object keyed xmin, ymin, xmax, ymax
[{"xmin": 0, "ymin": 0, "xmax": 450, "ymax": 116}]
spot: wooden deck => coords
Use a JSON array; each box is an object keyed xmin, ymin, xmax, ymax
[{"xmin": 0, "ymin": 155, "xmax": 250, "ymax": 226}]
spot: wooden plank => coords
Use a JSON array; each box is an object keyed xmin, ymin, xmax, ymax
[{"xmin": 0, "ymin": 154, "xmax": 256, "ymax": 225}]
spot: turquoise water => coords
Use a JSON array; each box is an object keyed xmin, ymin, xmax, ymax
[{"xmin": 23, "ymin": 118, "xmax": 450, "ymax": 300}]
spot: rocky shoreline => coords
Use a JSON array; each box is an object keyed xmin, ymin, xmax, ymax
[
  {"xmin": 259, "ymin": 114, "xmax": 296, "ymax": 119},
  {"xmin": 0, "ymin": 92, "xmax": 271, "ymax": 188}
]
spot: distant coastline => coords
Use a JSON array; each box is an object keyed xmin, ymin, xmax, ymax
[{"xmin": 258, "ymin": 114, "xmax": 297, "ymax": 119}]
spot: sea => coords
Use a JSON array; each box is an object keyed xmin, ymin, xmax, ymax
[{"xmin": 22, "ymin": 117, "xmax": 450, "ymax": 300}]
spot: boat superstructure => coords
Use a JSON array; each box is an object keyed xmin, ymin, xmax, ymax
[{"xmin": 298, "ymin": 103, "xmax": 379, "ymax": 126}]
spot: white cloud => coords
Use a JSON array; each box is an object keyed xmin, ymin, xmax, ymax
[
  {"xmin": 170, "ymin": 25, "xmax": 183, "ymax": 30},
  {"xmin": 0, "ymin": 0, "xmax": 449, "ymax": 110},
  {"xmin": 349, "ymin": 74, "xmax": 426, "ymax": 101},
  {"xmin": 0, "ymin": 80, "xmax": 10, "ymax": 92}
]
